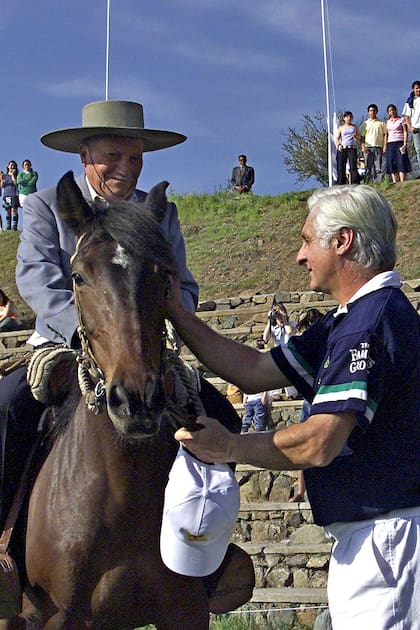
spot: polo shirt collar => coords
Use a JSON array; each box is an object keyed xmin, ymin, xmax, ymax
[{"xmin": 334, "ymin": 270, "xmax": 401, "ymax": 317}]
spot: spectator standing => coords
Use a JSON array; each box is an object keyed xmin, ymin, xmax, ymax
[
  {"xmin": 335, "ymin": 112, "xmax": 360, "ymax": 185},
  {"xmin": 231, "ymin": 154, "xmax": 255, "ymax": 193},
  {"xmin": 0, "ymin": 161, "xmax": 20, "ymax": 230},
  {"xmin": 385, "ymin": 104, "xmax": 411, "ymax": 183},
  {"xmin": 402, "ymin": 80, "xmax": 420, "ymax": 171},
  {"xmin": 360, "ymin": 104, "xmax": 387, "ymax": 182},
  {"xmin": 263, "ymin": 302, "xmax": 297, "ymax": 400},
  {"xmin": 17, "ymin": 159, "xmax": 38, "ymax": 206},
  {"xmin": 242, "ymin": 391, "xmax": 269, "ymax": 433}
]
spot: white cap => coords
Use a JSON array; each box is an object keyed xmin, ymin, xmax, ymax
[{"xmin": 160, "ymin": 446, "xmax": 240, "ymax": 577}]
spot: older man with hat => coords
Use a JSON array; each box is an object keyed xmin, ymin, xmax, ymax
[
  {"xmin": 0, "ymin": 99, "xmax": 247, "ymax": 618},
  {"xmin": 0, "ymin": 101, "xmax": 206, "ymax": 609}
]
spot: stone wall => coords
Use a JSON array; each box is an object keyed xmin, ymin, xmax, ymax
[{"xmin": 194, "ymin": 282, "xmax": 420, "ymax": 350}]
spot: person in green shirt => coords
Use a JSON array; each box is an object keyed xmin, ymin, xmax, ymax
[{"xmin": 17, "ymin": 159, "xmax": 38, "ymax": 206}]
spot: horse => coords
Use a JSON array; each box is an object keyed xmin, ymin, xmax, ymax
[{"xmin": 3, "ymin": 172, "xmax": 254, "ymax": 629}]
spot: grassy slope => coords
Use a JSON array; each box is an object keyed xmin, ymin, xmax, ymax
[
  {"xmin": 173, "ymin": 179, "xmax": 420, "ymax": 300},
  {"xmin": 1, "ymin": 180, "xmax": 419, "ymax": 320}
]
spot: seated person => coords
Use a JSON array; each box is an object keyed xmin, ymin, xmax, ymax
[{"xmin": 0, "ymin": 290, "xmax": 23, "ymax": 332}]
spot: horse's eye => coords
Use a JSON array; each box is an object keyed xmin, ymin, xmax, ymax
[{"xmin": 72, "ymin": 272, "xmax": 85, "ymax": 287}]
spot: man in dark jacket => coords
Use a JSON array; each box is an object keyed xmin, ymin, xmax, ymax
[{"xmin": 230, "ymin": 154, "xmax": 254, "ymax": 193}]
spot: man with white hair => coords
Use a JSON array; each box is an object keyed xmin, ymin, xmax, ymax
[{"xmin": 166, "ymin": 184, "xmax": 420, "ymax": 628}]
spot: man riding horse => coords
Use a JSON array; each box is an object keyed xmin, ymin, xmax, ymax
[{"xmin": 0, "ymin": 100, "xmax": 248, "ymax": 617}]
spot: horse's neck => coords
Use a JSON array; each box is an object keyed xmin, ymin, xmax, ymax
[{"xmin": 57, "ymin": 402, "xmax": 176, "ymax": 490}]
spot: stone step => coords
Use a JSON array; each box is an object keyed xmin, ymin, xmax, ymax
[
  {"xmin": 237, "ymin": 541, "xmax": 332, "ymax": 555},
  {"xmin": 0, "ymin": 329, "xmax": 33, "ymax": 355},
  {"xmin": 239, "ymin": 501, "xmax": 312, "ymax": 512},
  {"xmin": 196, "ymin": 292, "xmax": 418, "ymax": 319},
  {"xmin": 196, "ymin": 300, "xmax": 339, "ymax": 319},
  {"xmin": 251, "ymin": 587, "xmax": 328, "ymax": 604}
]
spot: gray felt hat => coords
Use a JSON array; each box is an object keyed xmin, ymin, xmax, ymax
[{"xmin": 40, "ymin": 100, "xmax": 187, "ymax": 153}]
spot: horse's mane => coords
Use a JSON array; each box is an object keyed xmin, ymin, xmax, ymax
[{"xmin": 47, "ymin": 359, "xmax": 82, "ymax": 436}]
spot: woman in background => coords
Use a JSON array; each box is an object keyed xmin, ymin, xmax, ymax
[
  {"xmin": 335, "ymin": 111, "xmax": 360, "ymax": 185},
  {"xmin": 385, "ymin": 104, "xmax": 411, "ymax": 183},
  {"xmin": 0, "ymin": 161, "xmax": 20, "ymax": 231}
]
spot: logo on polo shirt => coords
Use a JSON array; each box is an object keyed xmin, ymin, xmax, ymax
[{"xmin": 348, "ymin": 342, "xmax": 375, "ymax": 374}]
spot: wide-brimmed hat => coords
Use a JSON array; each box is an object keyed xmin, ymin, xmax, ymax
[{"xmin": 40, "ymin": 100, "xmax": 187, "ymax": 153}]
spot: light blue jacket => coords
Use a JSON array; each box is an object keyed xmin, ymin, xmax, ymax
[{"xmin": 16, "ymin": 173, "xmax": 198, "ymax": 345}]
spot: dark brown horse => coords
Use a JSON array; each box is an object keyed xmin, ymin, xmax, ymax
[{"xmin": 3, "ymin": 173, "xmax": 253, "ymax": 629}]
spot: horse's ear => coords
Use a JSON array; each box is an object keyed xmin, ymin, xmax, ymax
[
  {"xmin": 57, "ymin": 171, "xmax": 95, "ymax": 236},
  {"xmin": 144, "ymin": 181, "xmax": 169, "ymax": 222}
]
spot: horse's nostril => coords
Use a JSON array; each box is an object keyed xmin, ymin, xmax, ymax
[{"xmin": 108, "ymin": 383, "xmax": 131, "ymax": 416}]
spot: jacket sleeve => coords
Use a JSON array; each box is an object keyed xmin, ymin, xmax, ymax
[
  {"xmin": 159, "ymin": 200, "xmax": 199, "ymax": 312},
  {"xmin": 16, "ymin": 188, "xmax": 78, "ymax": 345}
]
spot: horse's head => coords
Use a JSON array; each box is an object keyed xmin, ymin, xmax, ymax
[{"xmin": 57, "ymin": 171, "xmax": 177, "ymax": 438}]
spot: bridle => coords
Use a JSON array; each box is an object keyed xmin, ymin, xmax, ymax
[{"xmin": 71, "ymin": 247, "xmax": 203, "ymax": 431}]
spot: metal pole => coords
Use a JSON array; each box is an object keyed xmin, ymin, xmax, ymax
[
  {"xmin": 321, "ymin": 0, "xmax": 332, "ymax": 187},
  {"xmin": 105, "ymin": 0, "xmax": 111, "ymax": 100}
]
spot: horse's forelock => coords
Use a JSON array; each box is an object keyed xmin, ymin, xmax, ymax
[{"xmin": 94, "ymin": 201, "xmax": 176, "ymax": 272}]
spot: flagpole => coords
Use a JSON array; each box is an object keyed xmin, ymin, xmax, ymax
[
  {"xmin": 321, "ymin": 0, "xmax": 333, "ymax": 187},
  {"xmin": 105, "ymin": 0, "xmax": 111, "ymax": 100}
]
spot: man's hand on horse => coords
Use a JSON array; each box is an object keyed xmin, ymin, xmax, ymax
[
  {"xmin": 165, "ymin": 274, "xmax": 185, "ymax": 321},
  {"xmin": 175, "ymin": 416, "xmax": 235, "ymax": 464}
]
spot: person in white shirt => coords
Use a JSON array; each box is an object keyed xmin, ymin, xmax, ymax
[{"xmin": 402, "ymin": 80, "xmax": 420, "ymax": 170}]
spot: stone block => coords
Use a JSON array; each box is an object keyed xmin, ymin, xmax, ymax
[
  {"xmin": 240, "ymin": 476, "xmax": 262, "ymax": 502},
  {"xmin": 197, "ymin": 300, "xmax": 216, "ymax": 311},
  {"xmin": 269, "ymin": 474, "xmax": 293, "ymax": 502},
  {"xmin": 300, "ymin": 291, "xmax": 320, "ymax": 304},
  {"xmin": 267, "ymin": 609, "xmax": 296, "ymax": 629},
  {"xmin": 293, "ymin": 567, "xmax": 311, "ymax": 587},
  {"xmin": 251, "ymin": 519, "xmax": 287, "ymax": 543},
  {"xmin": 253, "ymin": 295, "xmax": 269, "ymax": 304},
  {"xmin": 274, "ymin": 291, "xmax": 291, "ymax": 303},
  {"xmin": 287, "ymin": 554, "xmax": 309, "ymax": 568},
  {"xmin": 291, "ymin": 524, "xmax": 328, "ymax": 545},
  {"xmin": 265, "ymin": 565, "xmax": 291, "ymax": 588},
  {"xmin": 220, "ymin": 315, "xmax": 239, "ymax": 329},
  {"xmin": 307, "ymin": 555, "xmax": 330, "ymax": 569}
]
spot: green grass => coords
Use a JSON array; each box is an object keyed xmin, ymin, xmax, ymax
[{"xmin": 135, "ymin": 614, "xmax": 308, "ymax": 630}]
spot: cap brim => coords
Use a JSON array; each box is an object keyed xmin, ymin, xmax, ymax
[{"xmin": 40, "ymin": 127, "xmax": 187, "ymax": 153}]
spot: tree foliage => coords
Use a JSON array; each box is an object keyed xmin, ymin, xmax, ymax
[{"xmin": 282, "ymin": 111, "xmax": 330, "ymax": 187}]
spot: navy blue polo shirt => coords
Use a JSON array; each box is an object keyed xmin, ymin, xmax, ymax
[{"xmin": 271, "ymin": 284, "xmax": 420, "ymax": 526}]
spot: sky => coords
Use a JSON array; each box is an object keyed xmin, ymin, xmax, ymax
[{"xmin": 0, "ymin": 0, "xmax": 419, "ymax": 210}]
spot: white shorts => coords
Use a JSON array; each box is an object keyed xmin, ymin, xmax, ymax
[{"xmin": 325, "ymin": 507, "xmax": 420, "ymax": 629}]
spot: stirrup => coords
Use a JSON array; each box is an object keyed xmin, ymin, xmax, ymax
[{"xmin": 0, "ymin": 552, "xmax": 21, "ymax": 618}]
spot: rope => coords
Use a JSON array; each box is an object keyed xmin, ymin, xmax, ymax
[
  {"xmin": 26, "ymin": 343, "xmax": 204, "ymax": 428},
  {"xmin": 27, "ymin": 346, "xmax": 77, "ymax": 403},
  {"xmin": 76, "ymin": 355, "xmax": 105, "ymax": 414},
  {"xmin": 163, "ymin": 348, "xmax": 205, "ymax": 417}
]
